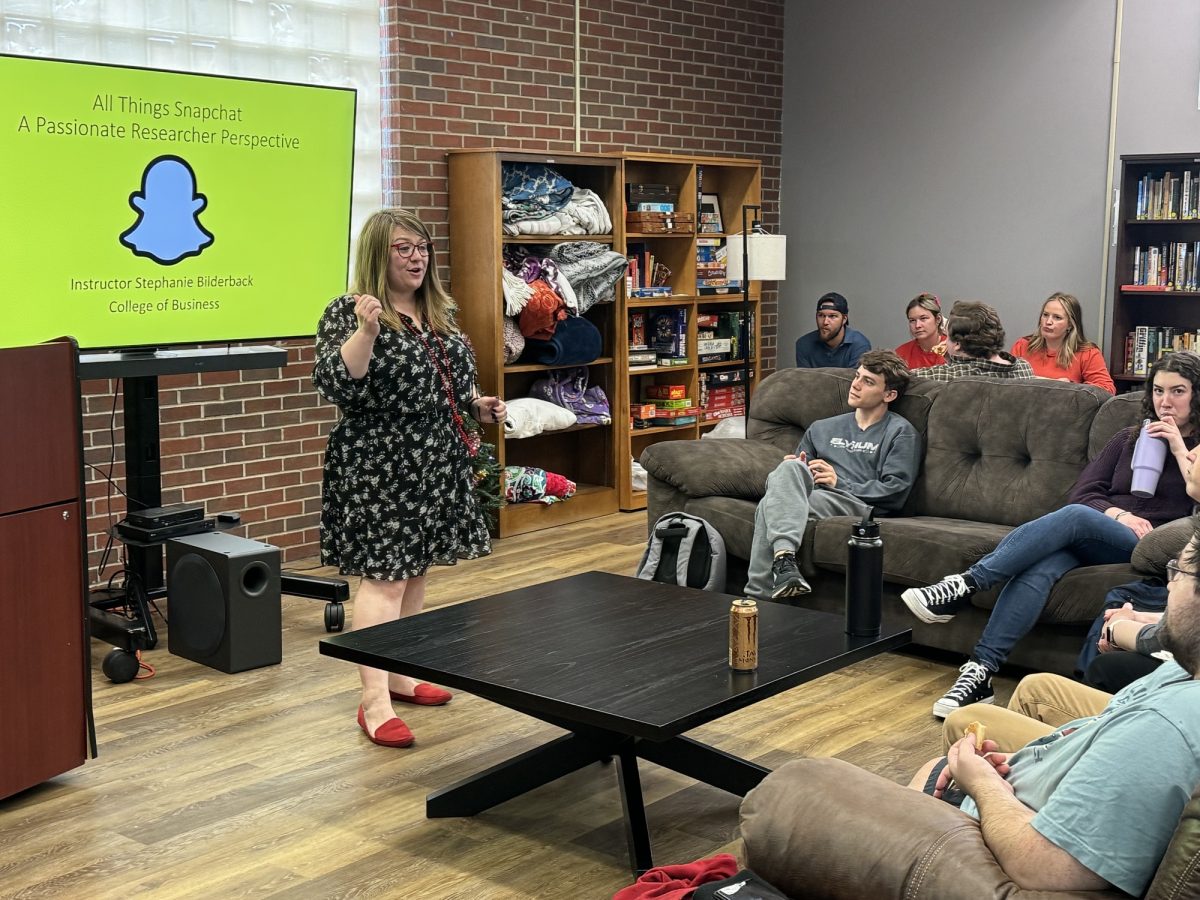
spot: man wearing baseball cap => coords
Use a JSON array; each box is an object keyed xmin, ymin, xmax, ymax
[{"xmin": 795, "ymin": 292, "xmax": 872, "ymax": 369}]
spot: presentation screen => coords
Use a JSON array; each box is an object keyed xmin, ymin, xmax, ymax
[{"xmin": 0, "ymin": 55, "xmax": 355, "ymax": 350}]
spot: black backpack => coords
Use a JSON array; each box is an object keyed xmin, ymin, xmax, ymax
[{"xmin": 635, "ymin": 512, "xmax": 727, "ymax": 591}]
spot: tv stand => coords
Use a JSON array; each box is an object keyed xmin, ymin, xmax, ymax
[{"xmin": 78, "ymin": 346, "xmax": 350, "ymax": 680}]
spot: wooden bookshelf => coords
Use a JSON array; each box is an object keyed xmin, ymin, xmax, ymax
[
  {"xmin": 619, "ymin": 153, "xmax": 762, "ymax": 510},
  {"xmin": 1110, "ymin": 153, "xmax": 1200, "ymax": 382},
  {"xmin": 446, "ymin": 150, "xmax": 763, "ymax": 530},
  {"xmin": 446, "ymin": 149, "xmax": 622, "ymax": 537}
]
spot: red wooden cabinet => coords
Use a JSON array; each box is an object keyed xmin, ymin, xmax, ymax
[{"xmin": 0, "ymin": 341, "xmax": 89, "ymax": 799}]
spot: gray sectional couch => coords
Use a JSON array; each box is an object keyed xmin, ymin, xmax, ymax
[{"xmin": 640, "ymin": 366, "xmax": 1168, "ymax": 676}]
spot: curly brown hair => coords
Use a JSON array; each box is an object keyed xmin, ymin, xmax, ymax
[
  {"xmin": 946, "ymin": 301, "xmax": 1005, "ymax": 358},
  {"xmin": 1136, "ymin": 350, "xmax": 1200, "ymax": 432},
  {"xmin": 858, "ymin": 348, "xmax": 911, "ymax": 398}
]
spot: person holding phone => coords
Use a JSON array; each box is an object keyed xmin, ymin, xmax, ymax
[{"xmin": 313, "ymin": 208, "xmax": 506, "ymax": 749}]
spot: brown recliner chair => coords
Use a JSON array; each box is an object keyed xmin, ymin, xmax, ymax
[{"xmin": 739, "ymin": 757, "xmax": 1200, "ymax": 899}]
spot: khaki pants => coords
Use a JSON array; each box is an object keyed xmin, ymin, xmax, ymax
[{"xmin": 941, "ymin": 672, "xmax": 1112, "ymax": 754}]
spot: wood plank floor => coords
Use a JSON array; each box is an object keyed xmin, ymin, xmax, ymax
[{"xmin": 0, "ymin": 511, "xmax": 1013, "ymax": 899}]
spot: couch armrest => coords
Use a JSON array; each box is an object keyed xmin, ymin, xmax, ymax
[
  {"xmin": 740, "ymin": 758, "xmax": 1125, "ymax": 900},
  {"xmin": 639, "ymin": 438, "xmax": 784, "ymax": 501}
]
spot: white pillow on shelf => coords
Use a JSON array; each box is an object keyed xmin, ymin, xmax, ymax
[{"xmin": 504, "ymin": 397, "xmax": 578, "ymax": 439}]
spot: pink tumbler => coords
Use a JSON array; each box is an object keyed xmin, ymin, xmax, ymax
[{"xmin": 1130, "ymin": 419, "xmax": 1168, "ymax": 498}]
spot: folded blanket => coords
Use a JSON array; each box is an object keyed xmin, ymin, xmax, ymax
[
  {"xmin": 502, "ymin": 316, "xmax": 525, "ymax": 364},
  {"xmin": 503, "ymin": 397, "xmax": 577, "ymax": 439},
  {"xmin": 518, "ymin": 313, "xmax": 602, "ymax": 366},
  {"xmin": 501, "ymin": 162, "xmax": 574, "ymax": 222},
  {"xmin": 503, "ymin": 466, "xmax": 577, "ymax": 504},
  {"xmin": 529, "ymin": 367, "xmax": 611, "ymax": 425},
  {"xmin": 517, "ymin": 279, "xmax": 568, "ymax": 339},
  {"xmin": 548, "ymin": 241, "xmax": 628, "ymax": 313},
  {"xmin": 501, "ymin": 268, "xmax": 534, "ymax": 316},
  {"xmin": 502, "ymin": 188, "xmax": 614, "ymax": 236}
]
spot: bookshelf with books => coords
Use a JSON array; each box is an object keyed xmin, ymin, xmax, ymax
[
  {"xmin": 447, "ymin": 150, "xmax": 622, "ymax": 537},
  {"xmin": 619, "ymin": 153, "xmax": 762, "ymax": 510},
  {"xmin": 1111, "ymin": 153, "xmax": 1200, "ymax": 384}
]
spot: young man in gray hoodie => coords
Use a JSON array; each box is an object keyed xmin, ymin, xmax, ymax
[{"xmin": 746, "ymin": 349, "xmax": 922, "ymax": 600}]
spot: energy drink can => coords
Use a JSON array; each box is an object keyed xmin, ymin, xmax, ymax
[{"xmin": 729, "ymin": 598, "xmax": 759, "ymax": 671}]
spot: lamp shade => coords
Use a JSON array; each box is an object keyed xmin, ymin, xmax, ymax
[{"xmin": 725, "ymin": 233, "xmax": 787, "ymax": 282}]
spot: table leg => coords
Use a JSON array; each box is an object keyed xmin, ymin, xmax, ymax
[
  {"xmin": 615, "ymin": 740, "xmax": 653, "ymax": 875},
  {"xmin": 636, "ymin": 734, "xmax": 769, "ymax": 796},
  {"xmin": 426, "ymin": 731, "xmax": 618, "ymax": 817}
]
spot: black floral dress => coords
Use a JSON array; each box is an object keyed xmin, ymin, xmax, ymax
[{"xmin": 312, "ymin": 295, "xmax": 491, "ymax": 580}]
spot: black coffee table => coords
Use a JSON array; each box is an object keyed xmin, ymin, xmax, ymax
[{"xmin": 319, "ymin": 571, "xmax": 909, "ymax": 872}]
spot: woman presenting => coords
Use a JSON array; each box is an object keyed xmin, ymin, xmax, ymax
[
  {"xmin": 901, "ymin": 351, "xmax": 1200, "ymax": 718},
  {"xmin": 313, "ymin": 209, "xmax": 506, "ymax": 748},
  {"xmin": 1011, "ymin": 292, "xmax": 1115, "ymax": 393}
]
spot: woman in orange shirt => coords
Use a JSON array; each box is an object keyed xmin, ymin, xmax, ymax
[
  {"xmin": 1011, "ymin": 292, "xmax": 1115, "ymax": 394},
  {"xmin": 895, "ymin": 292, "xmax": 948, "ymax": 368}
]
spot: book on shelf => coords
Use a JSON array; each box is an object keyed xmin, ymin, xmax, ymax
[
  {"xmin": 631, "ymin": 403, "xmax": 658, "ymax": 419},
  {"xmin": 650, "ymin": 415, "xmax": 697, "ymax": 427},
  {"xmin": 650, "ymin": 398, "xmax": 693, "ymax": 410},
  {"xmin": 1136, "ymin": 169, "xmax": 1200, "ymax": 219},
  {"xmin": 698, "ymin": 353, "xmax": 732, "ymax": 364},
  {"xmin": 629, "ymin": 350, "xmax": 658, "ymax": 367},
  {"xmin": 650, "ymin": 406, "xmax": 701, "ymax": 418},
  {"xmin": 637, "ymin": 202, "xmax": 675, "ymax": 212},
  {"xmin": 1125, "ymin": 325, "xmax": 1200, "ymax": 375},
  {"xmin": 697, "ymin": 338, "xmax": 732, "ymax": 354},
  {"xmin": 656, "ymin": 356, "xmax": 691, "ymax": 366}
]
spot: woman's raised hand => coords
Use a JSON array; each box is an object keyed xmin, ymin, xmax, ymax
[
  {"xmin": 1147, "ymin": 414, "xmax": 1188, "ymax": 456},
  {"xmin": 353, "ymin": 293, "xmax": 383, "ymax": 340}
]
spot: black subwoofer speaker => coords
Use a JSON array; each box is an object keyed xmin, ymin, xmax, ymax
[{"xmin": 166, "ymin": 532, "xmax": 282, "ymax": 673}]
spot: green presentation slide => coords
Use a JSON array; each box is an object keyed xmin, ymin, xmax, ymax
[{"xmin": 0, "ymin": 55, "xmax": 355, "ymax": 350}]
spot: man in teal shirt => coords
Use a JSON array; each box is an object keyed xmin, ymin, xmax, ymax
[{"xmin": 913, "ymin": 511, "xmax": 1200, "ymax": 895}]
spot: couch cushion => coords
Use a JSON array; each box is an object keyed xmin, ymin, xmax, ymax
[
  {"xmin": 746, "ymin": 367, "xmax": 940, "ymax": 457},
  {"xmin": 913, "ymin": 378, "xmax": 1107, "ymax": 527},
  {"xmin": 811, "ymin": 515, "xmax": 1010, "ymax": 587},
  {"xmin": 1089, "ymin": 391, "xmax": 1143, "ymax": 459},
  {"xmin": 640, "ymin": 438, "xmax": 784, "ymax": 501}
]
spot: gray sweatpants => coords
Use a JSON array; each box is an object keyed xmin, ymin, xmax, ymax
[{"xmin": 744, "ymin": 459, "xmax": 871, "ymax": 601}]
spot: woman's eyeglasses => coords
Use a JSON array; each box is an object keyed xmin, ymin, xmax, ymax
[
  {"xmin": 1166, "ymin": 558, "xmax": 1199, "ymax": 583},
  {"xmin": 391, "ymin": 241, "xmax": 432, "ymax": 258}
]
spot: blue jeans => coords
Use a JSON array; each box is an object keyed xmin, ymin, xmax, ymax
[{"xmin": 968, "ymin": 504, "xmax": 1139, "ymax": 671}]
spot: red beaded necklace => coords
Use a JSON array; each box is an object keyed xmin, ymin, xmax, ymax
[{"xmin": 400, "ymin": 314, "xmax": 479, "ymax": 458}]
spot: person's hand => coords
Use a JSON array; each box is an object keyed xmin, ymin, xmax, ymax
[
  {"xmin": 1118, "ymin": 512, "xmax": 1154, "ymax": 539},
  {"xmin": 1147, "ymin": 414, "xmax": 1189, "ymax": 457},
  {"xmin": 474, "ymin": 396, "xmax": 506, "ymax": 424},
  {"xmin": 938, "ymin": 734, "xmax": 1013, "ymax": 798},
  {"xmin": 353, "ymin": 293, "xmax": 383, "ymax": 340},
  {"xmin": 1103, "ymin": 602, "xmax": 1159, "ymax": 626},
  {"xmin": 783, "ymin": 454, "xmax": 798, "ymax": 461},
  {"xmin": 808, "ymin": 458, "xmax": 837, "ymax": 488}
]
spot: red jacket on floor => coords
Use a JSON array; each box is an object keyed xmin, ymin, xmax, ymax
[{"xmin": 612, "ymin": 853, "xmax": 740, "ymax": 900}]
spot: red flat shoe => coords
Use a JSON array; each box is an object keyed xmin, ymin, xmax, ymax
[
  {"xmin": 357, "ymin": 705, "xmax": 414, "ymax": 748},
  {"xmin": 389, "ymin": 683, "xmax": 453, "ymax": 706}
]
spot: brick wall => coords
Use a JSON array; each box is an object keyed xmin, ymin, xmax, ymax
[{"xmin": 83, "ymin": 0, "xmax": 785, "ymax": 580}]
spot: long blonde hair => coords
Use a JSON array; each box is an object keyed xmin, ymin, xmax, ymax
[
  {"xmin": 351, "ymin": 208, "xmax": 458, "ymax": 335},
  {"xmin": 1023, "ymin": 292, "xmax": 1093, "ymax": 369}
]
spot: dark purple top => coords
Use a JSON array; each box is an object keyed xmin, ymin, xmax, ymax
[{"xmin": 1069, "ymin": 429, "xmax": 1198, "ymax": 527}]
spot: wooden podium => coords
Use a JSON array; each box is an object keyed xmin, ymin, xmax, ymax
[{"xmin": 0, "ymin": 340, "xmax": 90, "ymax": 799}]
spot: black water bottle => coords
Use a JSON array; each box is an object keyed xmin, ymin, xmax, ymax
[{"xmin": 845, "ymin": 509, "xmax": 883, "ymax": 637}]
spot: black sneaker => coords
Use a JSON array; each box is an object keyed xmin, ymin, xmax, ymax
[
  {"xmin": 901, "ymin": 574, "xmax": 976, "ymax": 624},
  {"xmin": 770, "ymin": 552, "xmax": 811, "ymax": 599},
  {"xmin": 932, "ymin": 660, "xmax": 994, "ymax": 718}
]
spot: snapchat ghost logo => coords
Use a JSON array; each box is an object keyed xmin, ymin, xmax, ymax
[{"xmin": 119, "ymin": 155, "xmax": 214, "ymax": 265}]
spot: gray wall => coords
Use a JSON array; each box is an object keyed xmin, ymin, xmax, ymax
[
  {"xmin": 1107, "ymin": 1, "xmax": 1200, "ymax": 344},
  {"xmin": 780, "ymin": 0, "xmax": 1118, "ymax": 363}
]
